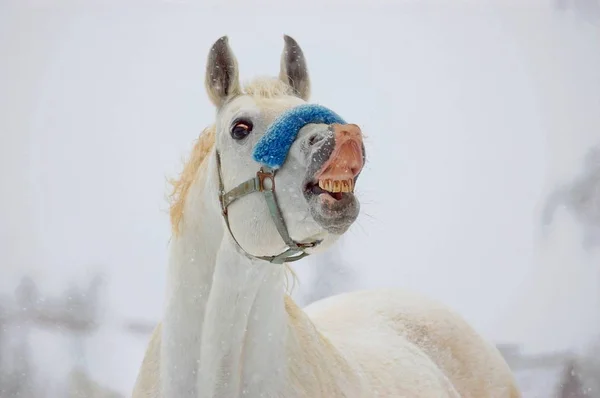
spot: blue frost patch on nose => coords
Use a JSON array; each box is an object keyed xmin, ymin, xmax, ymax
[{"xmin": 252, "ymin": 104, "xmax": 346, "ymax": 169}]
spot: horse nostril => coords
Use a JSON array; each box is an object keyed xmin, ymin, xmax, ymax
[{"xmin": 308, "ymin": 133, "xmax": 326, "ymax": 147}]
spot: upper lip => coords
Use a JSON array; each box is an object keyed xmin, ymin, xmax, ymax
[{"xmin": 315, "ymin": 138, "xmax": 364, "ymax": 181}]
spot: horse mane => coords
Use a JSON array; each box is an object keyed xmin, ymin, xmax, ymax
[
  {"xmin": 168, "ymin": 125, "xmax": 216, "ymax": 235},
  {"xmin": 243, "ymin": 77, "xmax": 294, "ymax": 99}
]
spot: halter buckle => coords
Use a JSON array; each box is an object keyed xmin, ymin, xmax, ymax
[
  {"xmin": 295, "ymin": 240, "xmax": 321, "ymax": 249},
  {"xmin": 257, "ymin": 169, "xmax": 276, "ymax": 192}
]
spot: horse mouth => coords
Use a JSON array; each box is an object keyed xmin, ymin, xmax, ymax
[
  {"xmin": 301, "ymin": 123, "xmax": 364, "ymax": 234},
  {"xmin": 303, "ymin": 177, "xmax": 360, "ymax": 234},
  {"xmin": 304, "ymin": 178, "xmax": 355, "ymax": 201}
]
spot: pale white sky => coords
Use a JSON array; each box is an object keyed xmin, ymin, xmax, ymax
[{"xmin": 1, "ymin": 1, "xmax": 599, "ymax": 394}]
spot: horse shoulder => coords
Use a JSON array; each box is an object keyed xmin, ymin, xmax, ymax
[
  {"xmin": 131, "ymin": 323, "xmax": 162, "ymax": 398},
  {"xmin": 284, "ymin": 296, "xmax": 368, "ymax": 397},
  {"xmin": 304, "ymin": 289, "xmax": 521, "ymax": 398}
]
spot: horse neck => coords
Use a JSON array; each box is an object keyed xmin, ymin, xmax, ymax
[
  {"xmin": 198, "ymin": 237, "xmax": 289, "ymax": 397},
  {"xmin": 161, "ymin": 156, "xmax": 293, "ymax": 397}
]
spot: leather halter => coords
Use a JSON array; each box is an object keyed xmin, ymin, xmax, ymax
[
  {"xmin": 215, "ymin": 150, "xmax": 321, "ymax": 264},
  {"xmin": 214, "ymin": 104, "xmax": 347, "ymax": 264}
]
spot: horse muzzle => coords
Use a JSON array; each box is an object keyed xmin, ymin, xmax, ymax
[{"xmin": 302, "ymin": 123, "xmax": 366, "ymax": 234}]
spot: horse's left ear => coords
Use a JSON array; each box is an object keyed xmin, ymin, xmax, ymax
[
  {"xmin": 205, "ymin": 36, "xmax": 242, "ymax": 108},
  {"xmin": 279, "ymin": 35, "xmax": 311, "ymax": 101}
]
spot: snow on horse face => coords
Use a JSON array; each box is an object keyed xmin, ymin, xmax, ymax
[{"xmin": 207, "ymin": 36, "xmax": 365, "ymax": 259}]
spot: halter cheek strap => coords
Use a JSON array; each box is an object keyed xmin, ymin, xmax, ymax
[{"xmin": 216, "ymin": 150, "xmax": 319, "ymax": 264}]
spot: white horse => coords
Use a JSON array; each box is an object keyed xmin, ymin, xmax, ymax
[{"xmin": 132, "ymin": 35, "xmax": 520, "ymax": 398}]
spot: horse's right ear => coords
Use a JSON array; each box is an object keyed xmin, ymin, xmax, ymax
[
  {"xmin": 279, "ymin": 35, "xmax": 310, "ymax": 101},
  {"xmin": 205, "ymin": 36, "xmax": 241, "ymax": 108}
]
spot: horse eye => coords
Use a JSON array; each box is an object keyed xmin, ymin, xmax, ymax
[{"xmin": 231, "ymin": 120, "xmax": 253, "ymax": 140}]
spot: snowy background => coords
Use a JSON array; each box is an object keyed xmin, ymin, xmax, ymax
[{"xmin": 1, "ymin": 0, "xmax": 599, "ymax": 396}]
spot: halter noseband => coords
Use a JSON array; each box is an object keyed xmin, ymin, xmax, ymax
[{"xmin": 215, "ymin": 104, "xmax": 346, "ymax": 264}]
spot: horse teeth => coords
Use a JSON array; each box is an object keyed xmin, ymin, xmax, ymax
[
  {"xmin": 333, "ymin": 180, "xmax": 341, "ymax": 192},
  {"xmin": 341, "ymin": 180, "xmax": 350, "ymax": 192},
  {"xmin": 318, "ymin": 179, "xmax": 330, "ymax": 191},
  {"xmin": 342, "ymin": 179, "xmax": 354, "ymax": 193},
  {"xmin": 317, "ymin": 178, "xmax": 354, "ymax": 193}
]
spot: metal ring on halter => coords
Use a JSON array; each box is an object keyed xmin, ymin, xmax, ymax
[{"xmin": 216, "ymin": 150, "xmax": 321, "ymax": 264}]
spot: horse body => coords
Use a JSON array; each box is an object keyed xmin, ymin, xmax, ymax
[
  {"xmin": 132, "ymin": 35, "xmax": 519, "ymax": 398},
  {"xmin": 303, "ymin": 289, "xmax": 518, "ymax": 397}
]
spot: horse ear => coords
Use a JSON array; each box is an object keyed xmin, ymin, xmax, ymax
[
  {"xmin": 279, "ymin": 35, "xmax": 311, "ymax": 101},
  {"xmin": 205, "ymin": 36, "xmax": 241, "ymax": 107}
]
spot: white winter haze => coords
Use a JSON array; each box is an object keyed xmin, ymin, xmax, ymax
[{"xmin": 1, "ymin": 1, "xmax": 599, "ymax": 396}]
